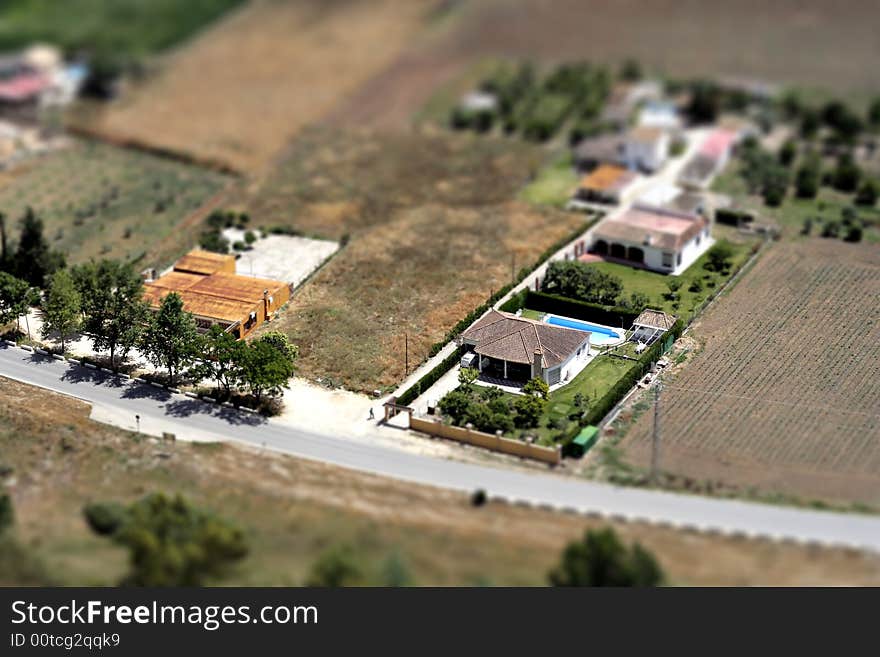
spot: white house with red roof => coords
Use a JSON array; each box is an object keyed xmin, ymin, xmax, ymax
[
  {"xmin": 678, "ymin": 128, "xmax": 737, "ymax": 189},
  {"xmin": 587, "ymin": 206, "xmax": 712, "ymax": 274}
]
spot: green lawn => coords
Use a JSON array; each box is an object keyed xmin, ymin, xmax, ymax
[
  {"xmin": 493, "ymin": 355, "xmax": 638, "ymax": 445},
  {"xmin": 519, "ymin": 154, "xmax": 579, "ymax": 209},
  {"xmin": 0, "ymin": 0, "xmax": 243, "ymax": 66},
  {"xmin": 520, "ymin": 309, "xmax": 544, "ymax": 321},
  {"xmin": 586, "ymin": 240, "xmax": 754, "ymax": 319}
]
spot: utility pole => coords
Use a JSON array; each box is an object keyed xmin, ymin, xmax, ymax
[
  {"xmin": 650, "ymin": 380, "xmax": 662, "ymax": 484},
  {"xmin": 404, "ymin": 332, "xmax": 409, "ymax": 377},
  {"xmin": 511, "ymin": 253, "xmax": 516, "ymax": 285}
]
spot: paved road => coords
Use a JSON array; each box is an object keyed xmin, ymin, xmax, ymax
[{"xmin": 2, "ymin": 345, "xmax": 879, "ymax": 551}]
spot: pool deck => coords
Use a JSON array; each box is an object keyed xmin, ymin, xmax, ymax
[{"xmin": 543, "ymin": 313, "xmax": 626, "ymax": 347}]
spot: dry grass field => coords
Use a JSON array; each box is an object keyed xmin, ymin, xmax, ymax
[
  {"xmin": 78, "ymin": 0, "xmax": 436, "ymax": 172},
  {"xmin": 236, "ymin": 127, "xmax": 584, "ymax": 390},
  {"xmin": 620, "ymin": 240, "xmax": 880, "ymax": 507},
  {"xmin": 3, "ymin": 376, "xmax": 879, "ymax": 586}
]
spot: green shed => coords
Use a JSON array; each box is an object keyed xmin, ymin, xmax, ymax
[{"xmin": 569, "ymin": 425, "xmax": 599, "ymax": 458}]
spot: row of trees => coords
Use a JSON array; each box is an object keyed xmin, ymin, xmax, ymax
[
  {"xmin": 451, "ymin": 59, "xmax": 612, "ymax": 143},
  {"xmin": 781, "ymin": 94, "xmax": 880, "ymax": 145},
  {"xmin": 738, "ymin": 136, "xmax": 877, "ymax": 212},
  {"xmin": 0, "ymin": 246, "xmax": 297, "ymax": 406},
  {"xmin": 62, "ymin": 260, "xmax": 296, "ymax": 399}
]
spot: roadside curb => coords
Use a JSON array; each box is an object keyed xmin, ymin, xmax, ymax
[{"xmin": 483, "ymin": 493, "xmax": 875, "ymax": 553}]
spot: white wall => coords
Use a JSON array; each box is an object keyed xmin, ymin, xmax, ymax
[{"xmin": 624, "ymin": 132, "xmax": 670, "ymax": 172}]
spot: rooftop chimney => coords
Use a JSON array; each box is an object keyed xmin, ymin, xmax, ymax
[{"xmin": 532, "ymin": 347, "xmax": 544, "ymax": 380}]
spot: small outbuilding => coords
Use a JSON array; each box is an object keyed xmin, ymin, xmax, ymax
[
  {"xmin": 629, "ymin": 309, "xmax": 677, "ymax": 345},
  {"xmin": 575, "ymin": 163, "xmax": 640, "ymax": 205}
]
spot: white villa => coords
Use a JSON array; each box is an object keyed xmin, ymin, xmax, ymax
[
  {"xmin": 588, "ymin": 206, "xmax": 711, "ymax": 274},
  {"xmin": 459, "ymin": 310, "xmax": 591, "ymax": 386}
]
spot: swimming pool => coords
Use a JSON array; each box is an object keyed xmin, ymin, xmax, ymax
[{"xmin": 545, "ymin": 314, "xmax": 624, "ymax": 346}]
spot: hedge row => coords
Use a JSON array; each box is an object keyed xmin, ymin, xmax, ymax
[
  {"xmin": 395, "ymin": 347, "xmax": 463, "ymax": 407},
  {"xmin": 715, "ymin": 208, "xmax": 754, "ymax": 227},
  {"xmin": 577, "ymin": 318, "xmax": 685, "ymax": 429},
  {"xmin": 521, "ymin": 291, "xmax": 641, "ymax": 329},
  {"xmin": 397, "ymin": 218, "xmax": 597, "ymax": 404}
]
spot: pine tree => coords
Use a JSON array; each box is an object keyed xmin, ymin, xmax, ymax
[{"xmin": 13, "ymin": 208, "xmax": 64, "ymax": 287}]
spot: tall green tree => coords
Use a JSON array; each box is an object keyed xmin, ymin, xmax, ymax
[
  {"xmin": 141, "ymin": 292, "xmax": 199, "ymax": 386},
  {"xmin": 194, "ymin": 325, "xmax": 246, "ymax": 395},
  {"xmin": 542, "ymin": 260, "xmax": 623, "ymax": 305},
  {"xmin": 256, "ymin": 330, "xmax": 299, "ymax": 362},
  {"xmin": 855, "ymin": 179, "xmax": 878, "ymax": 207},
  {"xmin": 12, "ymin": 208, "xmax": 65, "ymax": 288},
  {"xmin": 240, "ymin": 339, "xmax": 295, "ymax": 401},
  {"xmin": 41, "ymin": 269, "xmax": 82, "ymax": 352},
  {"xmin": 795, "ymin": 154, "xmax": 821, "ymax": 199},
  {"xmin": 869, "ymin": 97, "xmax": 880, "ymax": 129},
  {"xmin": 75, "ymin": 260, "xmax": 149, "ymax": 371},
  {"xmin": 0, "ymin": 272, "xmax": 34, "ymax": 333},
  {"xmin": 84, "ymin": 493, "xmax": 249, "ymax": 587},
  {"xmin": 548, "ymin": 527, "xmax": 664, "ymax": 587}
]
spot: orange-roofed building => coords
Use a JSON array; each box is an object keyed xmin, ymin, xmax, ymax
[
  {"xmin": 575, "ymin": 164, "xmax": 640, "ymax": 205},
  {"xmin": 143, "ymin": 250, "xmax": 290, "ymax": 339}
]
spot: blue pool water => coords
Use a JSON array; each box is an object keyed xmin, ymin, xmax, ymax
[{"xmin": 545, "ymin": 315, "xmax": 623, "ymax": 344}]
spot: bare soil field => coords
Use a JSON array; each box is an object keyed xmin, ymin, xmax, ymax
[
  {"xmin": 620, "ymin": 240, "xmax": 880, "ymax": 507},
  {"xmin": 235, "ymin": 127, "xmax": 583, "ymax": 390},
  {"xmin": 77, "ymin": 0, "xmax": 436, "ymax": 172},
  {"xmin": 328, "ymin": 0, "xmax": 880, "ymax": 130},
  {"xmin": 2, "ymin": 377, "xmax": 879, "ymax": 586}
]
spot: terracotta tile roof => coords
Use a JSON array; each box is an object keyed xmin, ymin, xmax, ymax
[
  {"xmin": 144, "ymin": 251, "xmax": 289, "ymax": 324},
  {"xmin": 461, "ymin": 310, "xmax": 589, "ymax": 368},
  {"xmin": 592, "ymin": 207, "xmax": 707, "ymax": 251},
  {"xmin": 188, "ymin": 272, "xmax": 287, "ymax": 304},
  {"xmin": 0, "ymin": 73, "xmax": 50, "ymax": 102},
  {"xmin": 142, "ymin": 286, "xmax": 255, "ymax": 324},
  {"xmin": 579, "ymin": 164, "xmax": 638, "ymax": 193},
  {"xmin": 173, "ymin": 250, "xmax": 236, "ymax": 276},
  {"xmin": 144, "ymin": 270, "xmax": 203, "ymax": 291},
  {"xmin": 633, "ymin": 309, "xmax": 677, "ymax": 330},
  {"xmin": 700, "ymin": 129, "xmax": 737, "ymax": 159}
]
